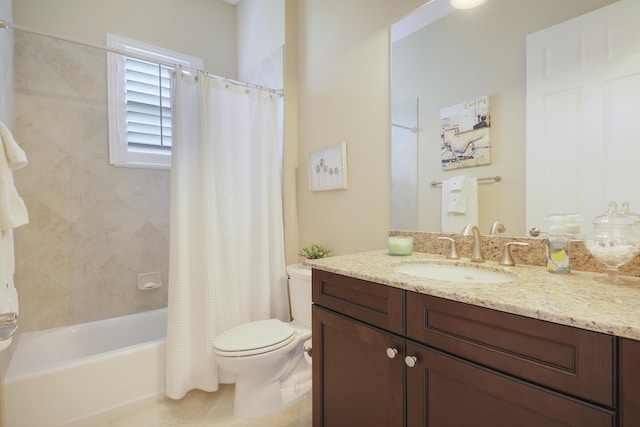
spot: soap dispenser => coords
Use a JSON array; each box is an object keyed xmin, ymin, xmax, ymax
[{"xmin": 546, "ymin": 216, "xmax": 570, "ymax": 274}]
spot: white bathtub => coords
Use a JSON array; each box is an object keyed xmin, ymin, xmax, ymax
[{"xmin": 4, "ymin": 308, "xmax": 167, "ymax": 427}]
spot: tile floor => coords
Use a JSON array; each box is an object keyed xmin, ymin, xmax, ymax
[{"xmin": 69, "ymin": 384, "xmax": 312, "ymax": 427}]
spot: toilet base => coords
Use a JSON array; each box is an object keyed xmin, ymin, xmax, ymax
[{"xmin": 232, "ymin": 357, "xmax": 312, "ymax": 419}]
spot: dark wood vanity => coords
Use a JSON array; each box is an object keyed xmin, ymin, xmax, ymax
[{"xmin": 312, "ymin": 269, "xmax": 640, "ymax": 426}]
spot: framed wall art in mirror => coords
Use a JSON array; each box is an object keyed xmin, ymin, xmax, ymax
[{"xmin": 440, "ymin": 95, "xmax": 491, "ymax": 170}]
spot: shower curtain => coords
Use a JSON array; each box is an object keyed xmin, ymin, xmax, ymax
[{"xmin": 165, "ymin": 70, "xmax": 289, "ymax": 399}]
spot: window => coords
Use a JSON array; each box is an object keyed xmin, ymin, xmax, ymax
[{"xmin": 107, "ymin": 34, "xmax": 203, "ymax": 169}]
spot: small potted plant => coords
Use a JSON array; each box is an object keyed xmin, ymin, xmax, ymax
[{"xmin": 298, "ymin": 243, "xmax": 332, "ymax": 260}]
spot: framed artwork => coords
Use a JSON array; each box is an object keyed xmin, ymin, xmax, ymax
[
  {"xmin": 440, "ymin": 96, "xmax": 491, "ymax": 170},
  {"xmin": 308, "ymin": 142, "xmax": 348, "ymax": 191}
]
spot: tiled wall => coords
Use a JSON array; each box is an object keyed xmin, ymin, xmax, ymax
[
  {"xmin": 390, "ymin": 230, "xmax": 640, "ymax": 276},
  {"xmin": 13, "ymin": 32, "xmax": 170, "ymax": 332}
]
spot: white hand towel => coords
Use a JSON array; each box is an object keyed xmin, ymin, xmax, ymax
[
  {"xmin": 0, "ymin": 230, "xmax": 15, "ymax": 287},
  {"xmin": 448, "ymin": 175, "xmax": 466, "ymax": 192},
  {"xmin": 0, "ymin": 121, "xmax": 29, "ymax": 231},
  {"xmin": 447, "ymin": 175, "xmax": 468, "ymax": 213},
  {"xmin": 447, "ymin": 193, "xmax": 467, "ymax": 213},
  {"xmin": 441, "ymin": 177, "xmax": 478, "ymax": 233},
  {"xmin": 0, "ymin": 122, "xmax": 27, "ymax": 169}
]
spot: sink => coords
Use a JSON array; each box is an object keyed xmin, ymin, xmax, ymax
[{"xmin": 393, "ymin": 263, "xmax": 515, "ymax": 284}]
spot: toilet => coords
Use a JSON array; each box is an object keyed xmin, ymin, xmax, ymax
[{"xmin": 212, "ymin": 264, "xmax": 312, "ymax": 419}]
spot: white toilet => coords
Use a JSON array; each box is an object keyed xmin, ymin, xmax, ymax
[{"xmin": 212, "ymin": 264, "xmax": 312, "ymax": 419}]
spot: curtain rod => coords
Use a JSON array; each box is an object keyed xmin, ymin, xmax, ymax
[
  {"xmin": 392, "ymin": 123, "xmax": 417, "ymax": 133},
  {"xmin": 0, "ymin": 20, "xmax": 284, "ymax": 96}
]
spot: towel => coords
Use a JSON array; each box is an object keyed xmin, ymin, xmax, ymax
[
  {"xmin": 441, "ymin": 176, "xmax": 478, "ymax": 233},
  {"xmin": 0, "ymin": 280, "xmax": 19, "ymax": 351},
  {"xmin": 0, "ymin": 121, "xmax": 29, "ymax": 231},
  {"xmin": 0, "ymin": 121, "xmax": 28, "ymax": 352},
  {"xmin": 447, "ymin": 175, "xmax": 468, "ymax": 214},
  {"xmin": 448, "ymin": 175, "xmax": 466, "ymax": 192}
]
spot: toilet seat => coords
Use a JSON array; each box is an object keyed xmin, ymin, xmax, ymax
[{"xmin": 214, "ymin": 319, "xmax": 296, "ymax": 357}]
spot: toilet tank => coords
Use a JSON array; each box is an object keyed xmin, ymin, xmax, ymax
[{"xmin": 286, "ymin": 264, "xmax": 312, "ymax": 328}]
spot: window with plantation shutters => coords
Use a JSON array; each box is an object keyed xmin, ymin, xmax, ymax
[
  {"xmin": 125, "ymin": 58, "xmax": 172, "ymax": 152},
  {"xmin": 106, "ymin": 34, "xmax": 202, "ymax": 169}
]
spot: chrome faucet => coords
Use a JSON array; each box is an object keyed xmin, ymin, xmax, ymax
[
  {"xmin": 500, "ymin": 241, "xmax": 531, "ymax": 266},
  {"xmin": 461, "ymin": 224, "xmax": 485, "ymax": 262}
]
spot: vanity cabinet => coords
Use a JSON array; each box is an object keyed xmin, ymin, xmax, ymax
[{"xmin": 312, "ymin": 269, "xmax": 623, "ymax": 427}]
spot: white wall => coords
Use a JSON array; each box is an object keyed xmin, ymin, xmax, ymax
[
  {"xmin": 294, "ymin": 0, "xmax": 425, "ymax": 256},
  {"xmin": 13, "ymin": 0, "xmax": 237, "ymax": 77},
  {"xmin": 237, "ymin": 0, "xmax": 284, "ymax": 84}
]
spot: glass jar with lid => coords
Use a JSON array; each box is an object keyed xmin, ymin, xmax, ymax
[{"xmin": 584, "ymin": 202, "xmax": 640, "ymax": 284}]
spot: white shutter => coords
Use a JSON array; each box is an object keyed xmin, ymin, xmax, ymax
[{"xmin": 125, "ymin": 58, "xmax": 172, "ymax": 150}]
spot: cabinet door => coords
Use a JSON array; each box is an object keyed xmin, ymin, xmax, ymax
[
  {"xmin": 313, "ymin": 306, "xmax": 404, "ymax": 427},
  {"xmin": 620, "ymin": 338, "xmax": 640, "ymax": 426},
  {"xmin": 405, "ymin": 341, "xmax": 615, "ymax": 427}
]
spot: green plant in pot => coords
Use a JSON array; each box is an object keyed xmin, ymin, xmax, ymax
[{"xmin": 298, "ymin": 243, "xmax": 332, "ymax": 260}]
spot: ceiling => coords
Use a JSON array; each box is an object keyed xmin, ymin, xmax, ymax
[{"xmin": 392, "ymin": 0, "xmax": 454, "ymax": 43}]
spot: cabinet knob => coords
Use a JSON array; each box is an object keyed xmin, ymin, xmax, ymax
[
  {"xmin": 386, "ymin": 347, "xmax": 398, "ymax": 359},
  {"xmin": 405, "ymin": 355, "xmax": 418, "ymax": 368}
]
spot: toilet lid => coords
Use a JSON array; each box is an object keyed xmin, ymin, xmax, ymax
[{"xmin": 213, "ymin": 319, "xmax": 295, "ymax": 356}]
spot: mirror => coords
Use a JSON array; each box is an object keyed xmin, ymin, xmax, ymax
[{"xmin": 391, "ymin": 0, "xmax": 621, "ymax": 237}]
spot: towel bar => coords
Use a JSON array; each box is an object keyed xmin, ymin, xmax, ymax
[{"xmin": 430, "ymin": 175, "xmax": 501, "ymax": 187}]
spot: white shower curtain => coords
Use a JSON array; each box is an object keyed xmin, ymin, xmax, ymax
[{"xmin": 165, "ymin": 70, "xmax": 289, "ymax": 399}]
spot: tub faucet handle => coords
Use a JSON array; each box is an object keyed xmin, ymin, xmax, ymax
[
  {"xmin": 437, "ymin": 236, "xmax": 460, "ymax": 259},
  {"xmin": 490, "ymin": 221, "xmax": 506, "ymax": 235}
]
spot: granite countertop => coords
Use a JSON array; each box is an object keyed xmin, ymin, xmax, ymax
[{"xmin": 306, "ymin": 250, "xmax": 640, "ymax": 340}]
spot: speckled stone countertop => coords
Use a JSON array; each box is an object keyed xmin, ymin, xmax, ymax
[{"xmin": 306, "ymin": 250, "xmax": 640, "ymax": 341}]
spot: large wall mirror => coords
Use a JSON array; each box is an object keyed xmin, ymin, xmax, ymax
[{"xmin": 391, "ymin": 0, "xmax": 640, "ymax": 238}]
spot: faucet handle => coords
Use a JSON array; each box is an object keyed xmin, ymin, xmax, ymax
[
  {"xmin": 490, "ymin": 221, "xmax": 506, "ymax": 235},
  {"xmin": 500, "ymin": 242, "xmax": 530, "ymax": 266},
  {"xmin": 437, "ymin": 236, "xmax": 460, "ymax": 259}
]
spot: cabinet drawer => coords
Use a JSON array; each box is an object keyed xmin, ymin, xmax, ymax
[
  {"xmin": 406, "ymin": 292, "xmax": 614, "ymax": 407},
  {"xmin": 312, "ymin": 269, "xmax": 404, "ymax": 335}
]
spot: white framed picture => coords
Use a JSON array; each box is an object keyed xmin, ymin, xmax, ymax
[{"xmin": 308, "ymin": 142, "xmax": 348, "ymax": 191}]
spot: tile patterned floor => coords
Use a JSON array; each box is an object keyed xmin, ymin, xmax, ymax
[{"xmin": 69, "ymin": 384, "xmax": 312, "ymax": 427}]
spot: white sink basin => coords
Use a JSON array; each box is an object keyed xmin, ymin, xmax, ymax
[{"xmin": 394, "ymin": 263, "xmax": 515, "ymax": 284}]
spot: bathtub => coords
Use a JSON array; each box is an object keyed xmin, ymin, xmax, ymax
[{"xmin": 4, "ymin": 308, "xmax": 167, "ymax": 427}]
